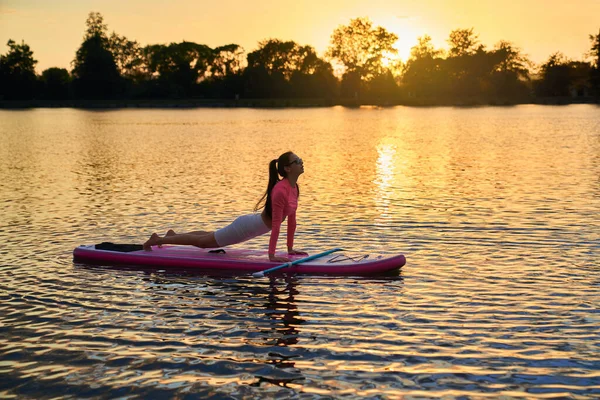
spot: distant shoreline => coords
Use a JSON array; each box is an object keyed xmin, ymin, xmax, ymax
[{"xmin": 1, "ymin": 97, "xmax": 598, "ymax": 109}]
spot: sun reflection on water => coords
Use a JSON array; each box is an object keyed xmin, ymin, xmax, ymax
[{"xmin": 374, "ymin": 140, "xmax": 398, "ymax": 220}]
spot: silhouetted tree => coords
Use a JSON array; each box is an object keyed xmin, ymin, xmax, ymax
[
  {"xmin": 2, "ymin": 12, "xmax": 595, "ymax": 105},
  {"xmin": 84, "ymin": 12, "xmax": 107, "ymax": 39},
  {"xmin": 144, "ymin": 41, "xmax": 212, "ymax": 97},
  {"xmin": 443, "ymin": 29, "xmax": 531, "ymax": 101},
  {"xmin": 489, "ymin": 41, "xmax": 531, "ymax": 100},
  {"xmin": 290, "ymin": 61, "xmax": 338, "ymax": 98},
  {"xmin": 244, "ymin": 39, "xmax": 336, "ymax": 98},
  {"xmin": 339, "ymin": 71, "xmax": 362, "ymax": 98},
  {"xmin": 401, "ymin": 35, "xmax": 447, "ymax": 99},
  {"xmin": 247, "ymin": 39, "xmax": 300, "ymax": 78},
  {"xmin": 196, "ymin": 44, "xmax": 246, "ymax": 98},
  {"xmin": 289, "ymin": 46, "xmax": 338, "ymax": 98},
  {"xmin": 108, "ymin": 32, "xmax": 145, "ymax": 81},
  {"xmin": 445, "ymin": 29, "xmax": 491, "ymax": 98},
  {"xmin": 366, "ymin": 71, "xmax": 399, "ymax": 102},
  {"xmin": 327, "ymin": 17, "xmax": 398, "ymax": 83},
  {"xmin": 402, "ymin": 32, "xmax": 532, "ymax": 103},
  {"xmin": 447, "ymin": 28, "xmax": 481, "ymax": 57},
  {"xmin": 209, "ymin": 44, "xmax": 245, "ymax": 78},
  {"xmin": 0, "ymin": 39, "xmax": 38, "ymax": 100},
  {"xmin": 410, "ymin": 35, "xmax": 445, "ymax": 60},
  {"xmin": 243, "ymin": 40, "xmax": 292, "ymax": 97},
  {"xmin": 568, "ymin": 61, "xmax": 593, "ymax": 97},
  {"xmin": 492, "ymin": 41, "xmax": 530, "ymax": 77},
  {"xmin": 589, "ymin": 29, "xmax": 600, "ymax": 95},
  {"xmin": 535, "ymin": 52, "xmax": 571, "ymax": 96},
  {"xmin": 40, "ymin": 68, "xmax": 71, "ymax": 100},
  {"xmin": 242, "ymin": 66, "xmax": 282, "ymax": 98},
  {"xmin": 71, "ymin": 12, "xmax": 122, "ymax": 99}
]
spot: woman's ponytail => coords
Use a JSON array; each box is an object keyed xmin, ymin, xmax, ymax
[
  {"xmin": 255, "ymin": 152, "xmax": 294, "ymax": 218},
  {"xmin": 255, "ymin": 159, "xmax": 281, "ymax": 218}
]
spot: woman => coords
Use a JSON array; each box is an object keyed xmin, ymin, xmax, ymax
[{"xmin": 142, "ymin": 151, "xmax": 307, "ymax": 262}]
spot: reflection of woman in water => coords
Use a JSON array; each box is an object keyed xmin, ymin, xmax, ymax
[
  {"xmin": 143, "ymin": 151, "xmax": 308, "ymax": 262},
  {"xmin": 262, "ymin": 276, "xmax": 304, "ymax": 380}
]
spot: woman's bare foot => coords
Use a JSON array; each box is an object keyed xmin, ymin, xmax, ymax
[
  {"xmin": 143, "ymin": 233, "xmax": 160, "ymax": 251},
  {"xmin": 156, "ymin": 229, "xmax": 176, "ymax": 248}
]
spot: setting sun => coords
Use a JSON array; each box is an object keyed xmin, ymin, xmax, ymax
[{"xmin": 371, "ymin": 15, "xmax": 424, "ymax": 62}]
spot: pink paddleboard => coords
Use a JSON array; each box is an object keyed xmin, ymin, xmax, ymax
[{"xmin": 73, "ymin": 244, "xmax": 406, "ymax": 276}]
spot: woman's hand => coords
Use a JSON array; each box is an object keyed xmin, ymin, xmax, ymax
[
  {"xmin": 288, "ymin": 249, "xmax": 309, "ymax": 256},
  {"xmin": 269, "ymin": 254, "xmax": 290, "ymax": 263}
]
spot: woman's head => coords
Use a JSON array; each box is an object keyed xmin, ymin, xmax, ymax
[
  {"xmin": 255, "ymin": 151, "xmax": 302, "ymax": 217},
  {"xmin": 276, "ymin": 151, "xmax": 294, "ymax": 178},
  {"xmin": 276, "ymin": 151, "xmax": 304, "ymax": 178}
]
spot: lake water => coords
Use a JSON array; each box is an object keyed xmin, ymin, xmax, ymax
[{"xmin": 1, "ymin": 105, "xmax": 599, "ymax": 398}]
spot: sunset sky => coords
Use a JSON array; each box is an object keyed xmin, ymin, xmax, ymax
[{"xmin": 1, "ymin": 0, "xmax": 599, "ymax": 73}]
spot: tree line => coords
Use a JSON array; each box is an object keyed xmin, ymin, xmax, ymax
[{"xmin": 1, "ymin": 12, "xmax": 599, "ymax": 105}]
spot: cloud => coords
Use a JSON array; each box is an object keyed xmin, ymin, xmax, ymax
[
  {"xmin": 0, "ymin": 8, "xmax": 18, "ymax": 15},
  {"xmin": 396, "ymin": 15, "xmax": 420, "ymax": 21}
]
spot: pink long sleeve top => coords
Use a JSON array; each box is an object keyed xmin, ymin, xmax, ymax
[{"xmin": 268, "ymin": 179, "xmax": 298, "ymax": 255}]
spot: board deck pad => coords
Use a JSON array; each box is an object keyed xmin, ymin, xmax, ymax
[{"xmin": 73, "ymin": 244, "xmax": 406, "ymax": 276}]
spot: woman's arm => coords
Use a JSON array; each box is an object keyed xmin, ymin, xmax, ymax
[
  {"xmin": 286, "ymin": 211, "xmax": 296, "ymax": 252},
  {"xmin": 268, "ymin": 187, "xmax": 288, "ymax": 261},
  {"xmin": 286, "ymin": 210, "xmax": 308, "ymax": 256}
]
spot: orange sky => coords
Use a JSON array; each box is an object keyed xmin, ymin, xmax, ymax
[{"xmin": 1, "ymin": 0, "xmax": 598, "ymax": 73}]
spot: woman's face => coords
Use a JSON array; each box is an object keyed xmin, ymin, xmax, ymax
[{"xmin": 287, "ymin": 153, "xmax": 304, "ymax": 175}]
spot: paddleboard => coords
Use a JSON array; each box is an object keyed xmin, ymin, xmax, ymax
[{"xmin": 73, "ymin": 243, "xmax": 406, "ymax": 276}]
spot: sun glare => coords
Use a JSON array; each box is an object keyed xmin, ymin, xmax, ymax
[
  {"xmin": 372, "ymin": 16, "xmax": 423, "ymax": 62},
  {"xmin": 380, "ymin": 51, "xmax": 397, "ymax": 69},
  {"xmin": 394, "ymin": 35, "xmax": 419, "ymax": 61}
]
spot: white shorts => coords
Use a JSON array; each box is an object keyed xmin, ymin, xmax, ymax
[{"xmin": 213, "ymin": 213, "xmax": 271, "ymax": 247}]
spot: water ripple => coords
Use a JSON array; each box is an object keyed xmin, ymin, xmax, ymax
[{"xmin": 1, "ymin": 106, "xmax": 599, "ymax": 398}]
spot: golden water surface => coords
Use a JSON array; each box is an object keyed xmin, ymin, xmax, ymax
[{"xmin": 1, "ymin": 105, "xmax": 599, "ymax": 398}]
